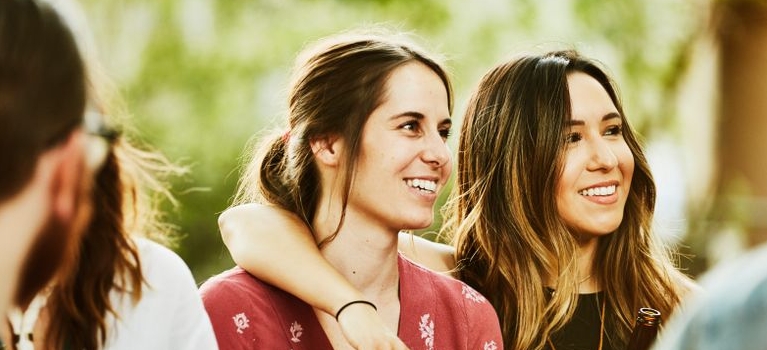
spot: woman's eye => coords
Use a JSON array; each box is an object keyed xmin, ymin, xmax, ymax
[
  {"xmin": 565, "ymin": 132, "xmax": 582, "ymax": 144},
  {"xmin": 604, "ymin": 125, "xmax": 623, "ymax": 136},
  {"xmin": 401, "ymin": 120, "xmax": 419, "ymax": 132},
  {"xmin": 439, "ymin": 128, "xmax": 452, "ymax": 140}
]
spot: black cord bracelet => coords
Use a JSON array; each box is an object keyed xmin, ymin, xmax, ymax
[{"xmin": 334, "ymin": 300, "xmax": 377, "ymax": 321}]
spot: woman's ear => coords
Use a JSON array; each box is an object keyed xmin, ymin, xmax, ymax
[
  {"xmin": 310, "ymin": 135, "xmax": 344, "ymax": 167},
  {"xmin": 49, "ymin": 131, "xmax": 88, "ymax": 223}
]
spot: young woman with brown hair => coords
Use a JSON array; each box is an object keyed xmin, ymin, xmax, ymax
[
  {"xmin": 200, "ymin": 30, "xmax": 503, "ymax": 350},
  {"xmin": 444, "ymin": 50, "xmax": 695, "ymax": 349}
]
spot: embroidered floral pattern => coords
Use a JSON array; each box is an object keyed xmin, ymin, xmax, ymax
[
  {"xmin": 419, "ymin": 313, "xmax": 435, "ymax": 350},
  {"xmin": 484, "ymin": 340, "xmax": 498, "ymax": 350},
  {"xmin": 289, "ymin": 321, "xmax": 303, "ymax": 343},
  {"xmin": 232, "ymin": 312, "xmax": 250, "ymax": 334},
  {"xmin": 461, "ymin": 285, "xmax": 487, "ymax": 303}
]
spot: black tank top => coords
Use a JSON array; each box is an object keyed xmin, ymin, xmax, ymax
[{"xmin": 546, "ymin": 291, "xmax": 617, "ymax": 350}]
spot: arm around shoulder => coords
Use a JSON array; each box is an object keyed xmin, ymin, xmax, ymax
[
  {"xmin": 218, "ymin": 205, "xmax": 409, "ymax": 349},
  {"xmin": 219, "ymin": 203, "xmax": 367, "ymax": 315},
  {"xmin": 219, "ymin": 203, "xmax": 314, "ymax": 271},
  {"xmin": 397, "ymin": 232, "xmax": 456, "ymax": 275}
]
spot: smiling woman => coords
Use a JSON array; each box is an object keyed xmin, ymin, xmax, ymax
[
  {"xmin": 556, "ymin": 72, "xmax": 635, "ymax": 243},
  {"xmin": 199, "ymin": 30, "xmax": 503, "ymax": 350},
  {"xmin": 447, "ymin": 50, "xmax": 697, "ymax": 350},
  {"xmin": 348, "ymin": 61, "xmax": 453, "ymax": 233}
]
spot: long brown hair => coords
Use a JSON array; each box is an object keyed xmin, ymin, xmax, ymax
[
  {"xmin": 234, "ymin": 29, "xmax": 452, "ymax": 245},
  {"xmin": 444, "ymin": 50, "xmax": 685, "ymax": 349},
  {"xmin": 45, "ymin": 142, "xmax": 181, "ymax": 350},
  {"xmin": 19, "ymin": 0, "xmax": 184, "ymax": 349}
]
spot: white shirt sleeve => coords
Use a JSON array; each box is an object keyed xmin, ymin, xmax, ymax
[{"xmin": 104, "ymin": 237, "xmax": 219, "ymax": 350}]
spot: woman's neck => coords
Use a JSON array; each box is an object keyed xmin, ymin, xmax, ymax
[
  {"xmin": 312, "ymin": 205, "xmax": 400, "ymax": 297},
  {"xmin": 576, "ymin": 236, "xmax": 600, "ymax": 293},
  {"xmin": 545, "ymin": 235, "xmax": 601, "ymax": 293},
  {"xmin": 311, "ymin": 203, "xmax": 402, "ymax": 349}
]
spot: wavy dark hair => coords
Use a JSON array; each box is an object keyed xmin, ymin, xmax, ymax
[{"xmin": 444, "ymin": 50, "xmax": 687, "ymax": 349}]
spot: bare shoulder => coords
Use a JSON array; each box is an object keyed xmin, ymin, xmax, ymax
[{"xmin": 397, "ymin": 232, "xmax": 456, "ymax": 276}]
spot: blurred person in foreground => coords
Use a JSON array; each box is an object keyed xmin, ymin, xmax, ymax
[
  {"xmin": 0, "ymin": 0, "xmax": 93, "ymax": 334},
  {"xmin": 0, "ymin": 0, "xmax": 218, "ymax": 349},
  {"xmin": 652, "ymin": 242, "xmax": 767, "ymax": 350}
]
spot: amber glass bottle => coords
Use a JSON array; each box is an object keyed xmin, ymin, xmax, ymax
[{"xmin": 626, "ymin": 307, "xmax": 661, "ymax": 350}]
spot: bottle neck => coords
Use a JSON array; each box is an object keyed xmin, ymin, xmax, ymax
[
  {"xmin": 635, "ymin": 307, "xmax": 661, "ymax": 326},
  {"xmin": 626, "ymin": 307, "xmax": 661, "ymax": 350}
]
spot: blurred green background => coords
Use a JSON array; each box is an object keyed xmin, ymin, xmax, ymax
[{"xmin": 76, "ymin": 0, "xmax": 767, "ymax": 283}]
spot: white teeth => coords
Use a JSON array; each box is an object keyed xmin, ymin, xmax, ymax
[
  {"xmin": 579, "ymin": 185, "xmax": 616, "ymax": 196},
  {"xmin": 406, "ymin": 179, "xmax": 437, "ymax": 193}
]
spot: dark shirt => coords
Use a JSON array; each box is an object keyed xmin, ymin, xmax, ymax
[{"xmin": 547, "ymin": 291, "xmax": 617, "ymax": 350}]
